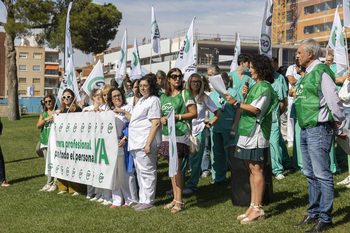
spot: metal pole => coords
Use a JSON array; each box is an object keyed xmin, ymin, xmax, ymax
[
  {"xmin": 150, "ymin": 48, "xmax": 152, "ymax": 73},
  {"xmin": 67, "ymin": 96, "xmax": 77, "ymax": 113}
]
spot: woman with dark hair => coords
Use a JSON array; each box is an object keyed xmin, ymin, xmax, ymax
[
  {"xmin": 37, "ymin": 94, "xmax": 58, "ymax": 192},
  {"xmin": 225, "ymin": 54, "xmax": 277, "ymax": 224},
  {"xmin": 108, "ymin": 88, "xmax": 138, "ymax": 208},
  {"xmin": 160, "ymin": 68, "xmax": 197, "ymax": 213},
  {"xmin": 126, "ymin": 79, "xmax": 141, "ymax": 108},
  {"xmin": 181, "ymin": 73, "xmax": 221, "ymax": 194},
  {"xmin": 57, "ymin": 89, "xmax": 85, "ymax": 196},
  {"xmin": 118, "ymin": 76, "xmax": 162, "ymax": 211}
]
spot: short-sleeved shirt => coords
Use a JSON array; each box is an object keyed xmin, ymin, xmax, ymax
[
  {"xmin": 271, "ymin": 79, "xmax": 287, "ymax": 124},
  {"xmin": 237, "ymin": 89, "xmax": 271, "ymax": 149},
  {"xmin": 160, "ymin": 89, "xmax": 195, "ymax": 145},
  {"xmin": 192, "ymin": 94, "xmax": 219, "ymax": 136},
  {"xmin": 228, "ymin": 71, "xmax": 256, "ymax": 99},
  {"xmin": 274, "ymin": 72, "xmax": 288, "ymax": 92},
  {"xmin": 129, "ymin": 96, "xmax": 162, "ymax": 150},
  {"xmin": 286, "ymin": 64, "xmax": 301, "ymax": 100},
  {"xmin": 40, "ymin": 111, "xmax": 52, "ymax": 146}
]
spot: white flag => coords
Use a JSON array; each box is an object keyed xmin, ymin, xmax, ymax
[
  {"xmin": 174, "ymin": 17, "xmax": 196, "ymax": 70},
  {"xmin": 184, "ymin": 42, "xmax": 197, "ymax": 81},
  {"xmin": 259, "ymin": 0, "xmax": 273, "ymax": 57},
  {"xmin": 82, "ymin": 60, "xmax": 105, "ymax": 96},
  {"xmin": 151, "ymin": 5, "xmax": 161, "ymax": 56},
  {"xmin": 230, "ymin": 33, "xmax": 241, "ymax": 72},
  {"xmin": 115, "ymin": 29, "xmax": 128, "ymax": 85},
  {"xmin": 329, "ymin": 7, "xmax": 348, "ymax": 75},
  {"xmin": 168, "ymin": 108, "xmax": 178, "ymax": 177},
  {"xmin": 344, "ymin": 0, "xmax": 350, "ymax": 27},
  {"xmin": 129, "ymin": 38, "xmax": 143, "ymax": 80},
  {"xmin": 58, "ymin": 2, "xmax": 80, "ymax": 101},
  {"xmin": 141, "ymin": 66, "xmax": 150, "ymax": 76}
]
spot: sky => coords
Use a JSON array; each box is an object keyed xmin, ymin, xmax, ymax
[{"xmin": 0, "ymin": 0, "xmax": 266, "ymax": 67}]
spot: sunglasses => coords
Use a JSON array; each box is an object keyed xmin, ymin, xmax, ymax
[
  {"xmin": 45, "ymin": 100, "xmax": 52, "ymax": 104},
  {"xmin": 62, "ymin": 95, "xmax": 72, "ymax": 100},
  {"xmin": 170, "ymin": 74, "xmax": 183, "ymax": 79}
]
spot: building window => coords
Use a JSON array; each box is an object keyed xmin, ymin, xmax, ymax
[
  {"xmin": 304, "ymin": 5, "xmax": 314, "ymax": 15},
  {"xmin": 19, "ymin": 65, "xmax": 27, "ymax": 71},
  {"xmin": 19, "ymin": 90, "xmax": 26, "ymax": 96},
  {"xmin": 287, "ymin": 10, "xmax": 293, "ymax": 22},
  {"xmin": 33, "ymin": 65, "xmax": 41, "ymax": 72},
  {"xmin": 33, "ymin": 53, "xmax": 42, "ymax": 59},
  {"xmin": 34, "ymin": 91, "xmax": 40, "ymax": 96},
  {"xmin": 33, "ymin": 78, "xmax": 40, "ymax": 84},
  {"xmin": 19, "ymin": 78, "xmax": 26, "ymax": 83},
  {"xmin": 286, "ymin": 29, "xmax": 293, "ymax": 41},
  {"xmin": 19, "ymin": 52, "xmax": 28, "ymax": 59}
]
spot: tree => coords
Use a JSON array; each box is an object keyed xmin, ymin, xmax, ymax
[{"xmin": 0, "ymin": 0, "xmax": 122, "ymax": 120}]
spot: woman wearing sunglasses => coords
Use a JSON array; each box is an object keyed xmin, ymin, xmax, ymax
[
  {"xmin": 108, "ymin": 88, "xmax": 138, "ymax": 208},
  {"xmin": 160, "ymin": 68, "xmax": 197, "ymax": 213},
  {"xmin": 57, "ymin": 89, "xmax": 85, "ymax": 196},
  {"xmin": 37, "ymin": 94, "xmax": 58, "ymax": 192}
]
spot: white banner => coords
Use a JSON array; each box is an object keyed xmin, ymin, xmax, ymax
[
  {"xmin": 129, "ymin": 38, "xmax": 143, "ymax": 80},
  {"xmin": 259, "ymin": 0, "xmax": 273, "ymax": 57},
  {"xmin": 82, "ymin": 60, "xmax": 105, "ymax": 96},
  {"xmin": 184, "ymin": 42, "xmax": 197, "ymax": 81},
  {"xmin": 344, "ymin": 0, "xmax": 350, "ymax": 28},
  {"xmin": 174, "ymin": 17, "xmax": 196, "ymax": 70},
  {"xmin": 230, "ymin": 32, "xmax": 241, "ymax": 72},
  {"xmin": 168, "ymin": 108, "xmax": 178, "ymax": 177},
  {"xmin": 115, "ymin": 29, "xmax": 128, "ymax": 85},
  {"xmin": 151, "ymin": 5, "xmax": 161, "ymax": 56},
  {"xmin": 46, "ymin": 111, "xmax": 118, "ymax": 190}
]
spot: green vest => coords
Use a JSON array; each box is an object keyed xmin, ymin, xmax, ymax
[
  {"xmin": 238, "ymin": 81, "xmax": 277, "ymax": 140},
  {"xmin": 295, "ymin": 63, "xmax": 335, "ymax": 129},
  {"xmin": 40, "ymin": 111, "xmax": 52, "ymax": 145}
]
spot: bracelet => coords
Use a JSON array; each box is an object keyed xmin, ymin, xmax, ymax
[
  {"xmin": 207, "ymin": 122, "xmax": 212, "ymax": 127},
  {"xmin": 179, "ymin": 114, "xmax": 182, "ymax": 120}
]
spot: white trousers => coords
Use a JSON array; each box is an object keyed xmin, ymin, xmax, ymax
[
  {"xmin": 131, "ymin": 143, "xmax": 158, "ymax": 205},
  {"xmin": 112, "ymin": 153, "xmax": 138, "ymax": 206},
  {"xmin": 287, "ymin": 98, "xmax": 294, "ymax": 143}
]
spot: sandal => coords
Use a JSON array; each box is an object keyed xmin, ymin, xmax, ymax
[
  {"xmin": 237, "ymin": 203, "xmax": 254, "ymax": 220},
  {"xmin": 240, "ymin": 204, "xmax": 265, "ymax": 224},
  {"xmin": 164, "ymin": 199, "xmax": 176, "ymax": 209},
  {"xmin": 171, "ymin": 200, "xmax": 185, "ymax": 213},
  {"xmin": 1, "ymin": 181, "xmax": 10, "ymax": 187}
]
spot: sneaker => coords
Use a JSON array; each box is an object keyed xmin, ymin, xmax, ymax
[
  {"xmin": 183, "ymin": 188, "xmax": 195, "ymax": 195},
  {"xmin": 47, "ymin": 184, "xmax": 58, "ymax": 192},
  {"xmin": 72, "ymin": 192, "xmax": 82, "ymax": 196},
  {"xmin": 288, "ymin": 142, "xmax": 293, "ymax": 147},
  {"xmin": 200, "ymin": 172, "xmax": 210, "ymax": 178},
  {"xmin": 1, "ymin": 181, "xmax": 10, "ymax": 187},
  {"xmin": 57, "ymin": 190, "xmax": 68, "ymax": 195},
  {"xmin": 275, "ymin": 174, "xmax": 285, "ymax": 180},
  {"xmin": 39, "ymin": 184, "xmax": 51, "ymax": 192},
  {"xmin": 165, "ymin": 189, "xmax": 173, "ymax": 195},
  {"xmin": 135, "ymin": 203, "xmax": 155, "ymax": 211},
  {"xmin": 337, "ymin": 176, "xmax": 350, "ymax": 185},
  {"xmin": 97, "ymin": 198, "xmax": 105, "ymax": 203},
  {"xmin": 102, "ymin": 200, "xmax": 112, "ymax": 205},
  {"xmin": 110, "ymin": 205, "xmax": 120, "ymax": 209},
  {"xmin": 86, "ymin": 196, "xmax": 92, "ymax": 199},
  {"xmin": 90, "ymin": 197, "xmax": 98, "ymax": 202},
  {"xmin": 132, "ymin": 203, "xmax": 142, "ymax": 209}
]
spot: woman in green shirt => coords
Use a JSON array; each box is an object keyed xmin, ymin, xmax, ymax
[
  {"xmin": 160, "ymin": 68, "xmax": 197, "ymax": 213},
  {"xmin": 37, "ymin": 94, "xmax": 58, "ymax": 192}
]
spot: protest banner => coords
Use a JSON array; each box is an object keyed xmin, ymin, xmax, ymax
[{"xmin": 46, "ymin": 111, "xmax": 118, "ymax": 190}]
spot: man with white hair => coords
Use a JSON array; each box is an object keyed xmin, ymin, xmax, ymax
[{"xmin": 293, "ymin": 39, "xmax": 346, "ymax": 232}]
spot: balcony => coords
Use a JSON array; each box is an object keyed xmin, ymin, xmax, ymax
[
  {"xmin": 45, "ymin": 58, "xmax": 59, "ymax": 65},
  {"xmin": 44, "ymin": 70, "xmax": 59, "ymax": 78}
]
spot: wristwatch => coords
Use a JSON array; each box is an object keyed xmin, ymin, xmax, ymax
[{"xmin": 235, "ymin": 102, "xmax": 241, "ymax": 108}]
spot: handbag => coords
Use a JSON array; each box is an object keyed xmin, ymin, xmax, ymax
[{"xmin": 181, "ymin": 91, "xmax": 200, "ymax": 155}]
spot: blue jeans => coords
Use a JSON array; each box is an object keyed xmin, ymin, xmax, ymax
[
  {"xmin": 300, "ymin": 123, "xmax": 333, "ymax": 223},
  {"xmin": 201, "ymin": 129, "xmax": 211, "ymax": 174}
]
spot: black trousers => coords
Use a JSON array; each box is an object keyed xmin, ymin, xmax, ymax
[{"xmin": 0, "ymin": 146, "xmax": 6, "ymax": 182}]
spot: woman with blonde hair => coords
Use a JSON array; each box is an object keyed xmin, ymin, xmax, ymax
[{"xmin": 100, "ymin": 84, "xmax": 113, "ymax": 111}]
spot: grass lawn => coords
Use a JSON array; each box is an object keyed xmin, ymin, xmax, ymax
[{"xmin": 0, "ymin": 114, "xmax": 350, "ymax": 232}]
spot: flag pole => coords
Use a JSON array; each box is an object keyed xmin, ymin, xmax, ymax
[
  {"xmin": 343, "ymin": 26, "xmax": 349, "ymax": 68},
  {"xmin": 150, "ymin": 48, "xmax": 152, "ymax": 73}
]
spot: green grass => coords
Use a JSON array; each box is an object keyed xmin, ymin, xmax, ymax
[{"xmin": 0, "ymin": 114, "xmax": 350, "ymax": 232}]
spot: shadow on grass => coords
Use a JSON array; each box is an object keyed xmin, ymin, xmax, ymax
[
  {"xmin": 333, "ymin": 206, "xmax": 350, "ymax": 226},
  {"xmin": 6, "ymin": 156, "xmax": 39, "ymax": 164},
  {"xmin": 9, "ymin": 174, "xmax": 45, "ymax": 184}
]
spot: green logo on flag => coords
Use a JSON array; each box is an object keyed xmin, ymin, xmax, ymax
[
  {"xmin": 185, "ymin": 35, "xmax": 190, "ymax": 53},
  {"xmin": 120, "ymin": 49, "xmax": 125, "ymax": 63},
  {"xmin": 87, "ymin": 77, "xmax": 104, "ymax": 92},
  {"xmin": 86, "ymin": 170, "xmax": 91, "ymax": 180},
  {"xmin": 73, "ymin": 123, "xmax": 77, "ymax": 132},
  {"xmin": 99, "ymin": 173, "xmax": 104, "ymax": 183},
  {"xmin": 133, "ymin": 52, "xmax": 138, "ymax": 66},
  {"xmin": 81, "ymin": 123, "xmax": 85, "ymax": 133},
  {"xmin": 107, "ymin": 123, "xmax": 113, "ymax": 134}
]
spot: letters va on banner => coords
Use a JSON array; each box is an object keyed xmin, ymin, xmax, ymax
[{"xmin": 46, "ymin": 112, "xmax": 119, "ymax": 190}]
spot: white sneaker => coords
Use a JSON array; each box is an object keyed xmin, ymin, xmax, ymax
[
  {"xmin": 86, "ymin": 196, "xmax": 93, "ymax": 199},
  {"xmin": 39, "ymin": 184, "xmax": 51, "ymax": 192},
  {"xmin": 287, "ymin": 142, "xmax": 293, "ymax": 147},
  {"xmin": 275, "ymin": 174, "xmax": 285, "ymax": 180},
  {"xmin": 102, "ymin": 200, "xmax": 112, "ymax": 205},
  {"xmin": 200, "ymin": 172, "xmax": 210, "ymax": 178},
  {"xmin": 337, "ymin": 176, "xmax": 350, "ymax": 185},
  {"xmin": 72, "ymin": 192, "xmax": 82, "ymax": 196},
  {"xmin": 57, "ymin": 190, "xmax": 68, "ymax": 195},
  {"xmin": 47, "ymin": 184, "xmax": 58, "ymax": 192},
  {"xmin": 90, "ymin": 197, "xmax": 98, "ymax": 202},
  {"xmin": 97, "ymin": 198, "xmax": 105, "ymax": 203}
]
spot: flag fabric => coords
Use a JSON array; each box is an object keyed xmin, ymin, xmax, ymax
[
  {"xmin": 174, "ymin": 17, "xmax": 196, "ymax": 70},
  {"xmin": 230, "ymin": 33, "xmax": 241, "ymax": 72},
  {"xmin": 259, "ymin": 0, "xmax": 273, "ymax": 57},
  {"xmin": 58, "ymin": 2, "xmax": 80, "ymax": 101},
  {"xmin": 129, "ymin": 38, "xmax": 143, "ymax": 80},
  {"xmin": 141, "ymin": 66, "xmax": 150, "ymax": 76},
  {"xmin": 115, "ymin": 29, "xmax": 128, "ymax": 85},
  {"xmin": 344, "ymin": 0, "xmax": 350, "ymax": 27},
  {"xmin": 167, "ymin": 108, "xmax": 178, "ymax": 177},
  {"xmin": 151, "ymin": 5, "xmax": 161, "ymax": 56},
  {"xmin": 329, "ymin": 7, "xmax": 348, "ymax": 75},
  {"xmin": 82, "ymin": 60, "xmax": 105, "ymax": 96},
  {"xmin": 184, "ymin": 42, "xmax": 197, "ymax": 81}
]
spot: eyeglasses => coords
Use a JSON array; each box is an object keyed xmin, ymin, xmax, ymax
[
  {"xmin": 112, "ymin": 94, "xmax": 122, "ymax": 99},
  {"xmin": 62, "ymin": 95, "xmax": 71, "ymax": 100},
  {"xmin": 170, "ymin": 74, "xmax": 183, "ymax": 79},
  {"xmin": 191, "ymin": 81, "xmax": 201, "ymax": 84},
  {"xmin": 45, "ymin": 100, "xmax": 52, "ymax": 104},
  {"xmin": 139, "ymin": 84, "xmax": 149, "ymax": 88}
]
